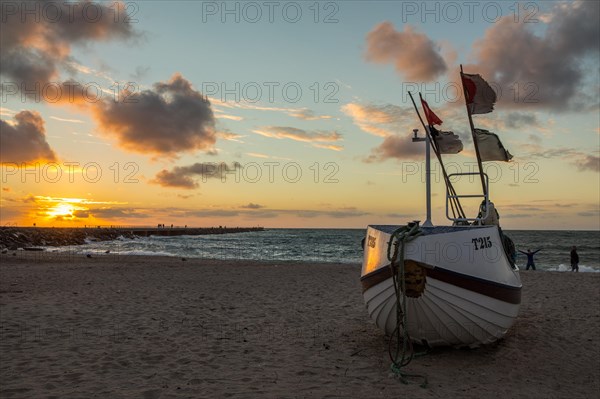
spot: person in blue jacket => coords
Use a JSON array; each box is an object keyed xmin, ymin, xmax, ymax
[{"xmin": 518, "ymin": 248, "xmax": 541, "ymax": 270}]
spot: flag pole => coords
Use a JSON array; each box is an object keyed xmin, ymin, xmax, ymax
[
  {"xmin": 408, "ymin": 91, "xmax": 465, "ymax": 220},
  {"xmin": 417, "ymin": 92, "xmax": 458, "ymax": 221},
  {"xmin": 460, "ymin": 64, "xmax": 487, "ymax": 196},
  {"xmin": 409, "ymin": 91, "xmax": 464, "ymax": 221}
]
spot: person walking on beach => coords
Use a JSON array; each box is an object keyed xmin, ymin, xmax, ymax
[
  {"xmin": 570, "ymin": 246, "xmax": 579, "ymax": 272},
  {"xmin": 518, "ymin": 248, "xmax": 541, "ymax": 270}
]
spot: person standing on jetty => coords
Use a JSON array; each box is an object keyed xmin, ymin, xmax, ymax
[
  {"xmin": 570, "ymin": 246, "xmax": 579, "ymax": 272},
  {"xmin": 518, "ymin": 248, "xmax": 541, "ymax": 270}
]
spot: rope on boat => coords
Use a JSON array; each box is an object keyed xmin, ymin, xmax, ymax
[{"xmin": 387, "ymin": 224, "xmax": 428, "ymax": 388}]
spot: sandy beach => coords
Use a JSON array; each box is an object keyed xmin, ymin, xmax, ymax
[{"xmin": 1, "ymin": 252, "xmax": 598, "ymax": 398}]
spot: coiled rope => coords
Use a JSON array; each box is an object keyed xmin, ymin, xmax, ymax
[{"xmin": 386, "ymin": 224, "xmax": 428, "ymax": 388}]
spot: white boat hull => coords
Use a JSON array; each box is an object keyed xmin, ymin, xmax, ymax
[{"xmin": 361, "ymin": 224, "xmax": 521, "ymax": 347}]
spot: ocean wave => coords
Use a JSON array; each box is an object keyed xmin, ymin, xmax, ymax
[
  {"xmin": 30, "ymin": 229, "xmax": 600, "ymax": 268},
  {"xmin": 43, "ymin": 246, "xmax": 176, "ymax": 258},
  {"xmin": 547, "ymin": 264, "xmax": 600, "ymax": 273},
  {"xmin": 107, "ymin": 249, "xmax": 176, "ymax": 257}
]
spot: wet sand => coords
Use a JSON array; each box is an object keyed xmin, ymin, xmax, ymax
[{"xmin": 1, "ymin": 252, "xmax": 598, "ymax": 398}]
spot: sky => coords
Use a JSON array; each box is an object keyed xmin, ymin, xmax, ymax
[{"xmin": 0, "ymin": 0, "xmax": 599, "ymax": 229}]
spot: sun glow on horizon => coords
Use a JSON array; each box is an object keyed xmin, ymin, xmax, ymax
[
  {"xmin": 46, "ymin": 203, "xmax": 76, "ymax": 219},
  {"xmin": 29, "ymin": 196, "xmax": 93, "ymax": 223}
]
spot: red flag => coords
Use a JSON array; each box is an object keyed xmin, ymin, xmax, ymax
[
  {"xmin": 421, "ymin": 99, "xmax": 443, "ymax": 126},
  {"xmin": 461, "ymin": 73, "xmax": 496, "ymax": 114}
]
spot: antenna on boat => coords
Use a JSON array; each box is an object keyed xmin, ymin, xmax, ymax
[{"xmin": 411, "ymin": 128, "xmax": 433, "ymax": 227}]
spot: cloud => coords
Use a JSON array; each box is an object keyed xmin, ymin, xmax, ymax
[
  {"xmin": 131, "ymin": 65, "xmax": 151, "ymax": 81},
  {"xmin": 179, "ymin": 209, "xmax": 242, "ymax": 218},
  {"xmin": 365, "ymin": 22, "xmax": 447, "ymax": 81},
  {"xmin": 253, "ymin": 126, "xmax": 343, "ymax": 150},
  {"xmin": 64, "ymin": 60, "xmax": 115, "ymax": 83},
  {"xmin": 240, "ymin": 203, "xmax": 264, "ymax": 209},
  {"xmin": 474, "ymin": 111, "xmax": 548, "ymax": 136},
  {"xmin": 212, "ymin": 99, "xmax": 331, "ymax": 121},
  {"xmin": 501, "ymin": 213, "xmax": 535, "ymax": 219},
  {"xmin": 89, "ymin": 208, "xmax": 150, "ymax": 219},
  {"xmin": 17, "ymin": 195, "xmax": 133, "ymax": 222},
  {"xmin": 287, "ymin": 108, "xmax": 333, "ymax": 121},
  {"xmin": 577, "ymin": 209, "xmax": 600, "ymax": 217},
  {"xmin": 342, "ymin": 103, "xmax": 401, "ymax": 124},
  {"xmin": 41, "ymin": 206, "xmax": 150, "ymax": 221},
  {"xmin": 342, "ymin": 102, "xmax": 428, "ymax": 161},
  {"xmin": 363, "ymin": 3, "xmax": 598, "ymax": 111},
  {"xmin": 151, "ymin": 162, "xmax": 241, "ymax": 189},
  {"xmin": 93, "ymin": 74, "xmax": 217, "ymax": 157},
  {"xmin": 345, "ymin": 101, "xmax": 475, "ymax": 162},
  {"xmin": 499, "ymin": 200, "xmax": 600, "ymax": 220},
  {"xmin": 364, "ymin": 134, "xmax": 422, "ymax": 162},
  {"xmin": 246, "ymin": 152, "xmax": 270, "ymax": 159},
  {"xmin": 292, "ymin": 207, "xmax": 368, "ymax": 219},
  {"xmin": 50, "ymin": 116, "xmax": 85, "ymax": 124},
  {"xmin": 312, "ymin": 143, "xmax": 343, "ymax": 152},
  {"xmin": 467, "ymin": 1, "xmax": 599, "ymax": 110},
  {"xmin": 0, "ymin": 108, "xmax": 17, "ymax": 117},
  {"xmin": 216, "ymin": 113, "xmax": 244, "ymax": 121},
  {"xmin": 0, "ymin": 111, "xmax": 57, "ymax": 164},
  {"xmin": 22, "ymin": 195, "xmax": 125, "ymax": 206},
  {"xmin": 341, "ymin": 103, "xmax": 414, "ymax": 137},
  {"xmin": 182, "ymin": 207, "xmax": 368, "ymax": 219},
  {"xmin": 573, "ymin": 154, "xmax": 600, "ymax": 173},
  {"xmin": 522, "ymin": 145, "xmax": 599, "ymax": 173},
  {"xmin": 0, "ymin": 1, "xmax": 136, "ymax": 101},
  {"xmin": 217, "ymin": 129, "xmax": 244, "ymax": 142},
  {"xmin": 504, "ymin": 112, "xmax": 540, "ymax": 129},
  {"xmin": 386, "ymin": 213, "xmax": 413, "ymax": 218}
]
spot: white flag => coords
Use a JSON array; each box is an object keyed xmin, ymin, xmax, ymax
[
  {"xmin": 432, "ymin": 129, "xmax": 463, "ymax": 154},
  {"xmin": 475, "ymin": 128, "xmax": 513, "ymax": 162}
]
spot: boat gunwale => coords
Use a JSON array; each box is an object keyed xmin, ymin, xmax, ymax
[{"xmin": 361, "ymin": 264, "xmax": 522, "ymax": 305}]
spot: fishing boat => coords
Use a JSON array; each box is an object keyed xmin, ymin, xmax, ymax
[{"xmin": 361, "ymin": 68, "xmax": 521, "ymax": 348}]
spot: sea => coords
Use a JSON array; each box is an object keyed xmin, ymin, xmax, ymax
[{"xmin": 46, "ymin": 229, "xmax": 600, "ymax": 273}]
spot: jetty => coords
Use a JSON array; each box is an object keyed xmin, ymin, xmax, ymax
[{"xmin": 0, "ymin": 226, "xmax": 264, "ymax": 250}]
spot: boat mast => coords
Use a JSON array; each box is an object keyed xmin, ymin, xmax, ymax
[
  {"xmin": 460, "ymin": 65, "xmax": 487, "ymax": 195},
  {"xmin": 411, "ymin": 128, "xmax": 432, "ymax": 227},
  {"xmin": 408, "ymin": 92, "xmax": 466, "ymax": 223},
  {"xmin": 416, "ymin": 93, "xmax": 466, "ymax": 220},
  {"xmin": 424, "ymin": 129, "xmax": 433, "ymax": 227},
  {"xmin": 408, "ymin": 92, "xmax": 433, "ymax": 227}
]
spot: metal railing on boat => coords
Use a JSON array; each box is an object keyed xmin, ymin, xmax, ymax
[{"xmin": 446, "ymin": 172, "xmax": 490, "ymax": 223}]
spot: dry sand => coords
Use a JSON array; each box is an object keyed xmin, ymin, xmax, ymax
[{"xmin": 1, "ymin": 252, "xmax": 598, "ymax": 398}]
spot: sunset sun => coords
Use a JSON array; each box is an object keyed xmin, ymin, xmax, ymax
[{"xmin": 46, "ymin": 203, "xmax": 75, "ymax": 219}]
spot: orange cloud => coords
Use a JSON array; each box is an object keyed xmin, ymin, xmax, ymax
[
  {"xmin": 0, "ymin": 111, "xmax": 57, "ymax": 164},
  {"xmin": 341, "ymin": 103, "xmax": 413, "ymax": 137},
  {"xmin": 365, "ymin": 22, "xmax": 447, "ymax": 81},
  {"xmin": 252, "ymin": 126, "xmax": 342, "ymax": 150}
]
